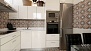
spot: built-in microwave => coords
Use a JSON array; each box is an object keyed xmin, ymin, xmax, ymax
[
  {"xmin": 46, "ymin": 11, "xmax": 60, "ymax": 18},
  {"xmin": 46, "ymin": 11, "xmax": 60, "ymax": 22}
]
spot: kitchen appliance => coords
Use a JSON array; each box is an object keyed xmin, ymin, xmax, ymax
[
  {"xmin": 0, "ymin": 0, "xmax": 16, "ymax": 12},
  {"xmin": 47, "ymin": 22, "xmax": 59, "ymax": 34},
  {"xmin": 46, "ymin": 11, "xmax": 60, "ymax": 22},
  {"xmin": 46, "ymin": 11, "xmax": 60, "ymax": 34},
  {"xmin": 59, "ymin": 3, "xmax": 73, "ymax": 50}
]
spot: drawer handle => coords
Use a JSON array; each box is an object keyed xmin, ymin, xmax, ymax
[
  {"xmin": 51, "ymin": 42, "xmax": 56, "ymax": 43},
  {"xmin": 12, "ymin": 40, "xmax": 16, "ymax": 43},
  {"xmin": 12, "ymin": 35, "xmax": 16, "ymax": 37}
]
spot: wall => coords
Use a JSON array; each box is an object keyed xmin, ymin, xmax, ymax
[
  {"xmin": 73, "ymin": 0, "xmax": 91, "ymax": 33},
  {"xmin": 9, "ymin": 19, "xmax": 45, "ymax": 28},
  {"xmin": 0, "ymin": 12, "xmax": 9, "ymax": 29},
  {"xmin": 0, "ymin": 11, "xmax": 45, "ymax": 28}
]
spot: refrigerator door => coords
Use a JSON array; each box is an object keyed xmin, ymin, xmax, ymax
[
  {"xmin": 60, "ymin": 28, "xmax": 73, "ymax": 50},
  {"xmin": 60, "ymin": 3, "xmax": 73, "ymax": 29}
]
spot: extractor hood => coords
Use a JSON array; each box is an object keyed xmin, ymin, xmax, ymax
[{"xmin": 0, "ymin": 0, "xmax": 16, "ymax": 12}]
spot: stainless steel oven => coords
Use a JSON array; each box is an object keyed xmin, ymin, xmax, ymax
[{"xmin": 47, "ymin": 22, "xmax": 59, "ymax": 34}]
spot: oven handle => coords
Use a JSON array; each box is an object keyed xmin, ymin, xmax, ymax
[{"xmin": 47, "ymin": 23, "xmax": 59, "ymax": 24}]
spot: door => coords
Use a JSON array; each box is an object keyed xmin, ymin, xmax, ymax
[
  {"xmin": 19, "ymin": 6, "xmax": 27, "ymax": 19},
  {"xmin": 28, "ymin": 6, "xmax": 36, "ymax": 19},
  {"xmin": 36, "ymin": 7, "xmax": 45, "ymax": 19},
  {"xmin": 32, "ymin": 31, "xmax": 46, "ymax": 48},
  {"xmin": 21, "ymin": 30, "xmax": 31, "ymax": 49},
  {"xmin": 60, "ymin": 29, "xmax": 73, "ymax": 50}
]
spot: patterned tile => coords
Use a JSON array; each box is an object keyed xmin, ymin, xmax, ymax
[{"xmin": 73, "ymin": 0, "xmax": 91, "ymax": 29}]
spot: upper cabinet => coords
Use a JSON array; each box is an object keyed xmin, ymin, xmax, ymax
[
  {"xmin": 60, "ymin": 0, "xmax": 73, "ymax": 3},
  {"xmin": 18, "ymin": 6, "xmax": 27, "ymax": 19},
  {"xmin": 36, "ymin": 7, "xmax": 46, "ymax": 19},
  {"xmin": 5, "ymin": 0, "xmax": 13, "ymax": 5},
  {"xmin": 12, "ymin": 0, "xmax": 23, "ymax": 6},
  {"xmin": 28, "ymin": 6, "xmax": 36, "ymax": 19},
  {"xmin": 73, "ymin": 0, "xmax": 84, "ymax": 4},
  {"xmin": 46, "ymin": 0, "xmax": 60, "ymax": 11},
  {"xmin": 28, "ymin": 6, "xmax": 45, "ymax": 19},
  {"xmin": 9, "ymin": 6, "xmax": 46, "ymax": 19}
]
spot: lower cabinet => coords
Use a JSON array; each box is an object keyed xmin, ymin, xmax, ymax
[
  {"xmin": 21, "ymin": 30, "xmax": 32, "ymax": 49},
  {"xmin": 21, "ymin": 30, "xmax": 46, "ymax": 49},
  {"xmin": 46, "ymin": 34, "xmax": 60, "ymax": 47},
  {"xmin": 0, "ymin": 31, "xmax": 21, "ymax": 51},
  {"xmin": 31, "ymin": 31, "xmax": 46, "ymax": 48}
]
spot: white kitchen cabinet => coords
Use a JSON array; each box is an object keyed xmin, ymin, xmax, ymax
[
  {"xmin": 73, "ymin": 0, "xmax": 84, "ymax": 4},
  {"xmin": 12, "ymin": 0, "xmax": 23, "ymax": 6},
  {"xmin": 21, "ymin": 30, "xmax": 32, "ymax": 49},
  {"xmin": 46, "ymin": 0, "xmax": 60, "ymax": 11},
  {"xmin": 1, "ymin": 40, "xmax": 12, "ymax": 51},
  {"xmin": 46, "ymin": 34, "xmax": 59, "ymax": 47},
  {"xmin": 36, "ymin": 7, "xmax": 46, "ymax": 19},
  {"xmin": 5, "ymin": 0, "xmax": 13, "ymax": 5},
  {"xmin": 9, "ymin": 5, "xmax": 19, "ymax": 19},
  {"xmin": 0, "ymin": 31, "xmax": 21, "ymax": 51},
  {"xmin": 28, "ymin": 6, "xmax": 36, "ymax": 19},
  {"xmin": 46, "ymin": 34, "xmax": 59, "ymax": 41},
  {"xmin": 31, "ymin": 31, "xmax": 46, "ymax": 48},
  {"xmin": 28, "ymin": 6, "xmax": 45, "ymax": 19},
  {"xmin": 19, "ymin": 6, "xmax": 28, "ymax": 19},
  {"xmin": 46, "ymin": 41, "xmax": 59, "ymax": 47}
]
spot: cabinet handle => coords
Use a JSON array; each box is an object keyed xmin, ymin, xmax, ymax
[
  {"xmin": 12, "ymin": 40, "xmax": 16, "ymax": 43},
  {"xmin": 51, "ymin": 42, "xmax": 55, "ymax": 43},
  {"xmin": 12, "ymin": 35, "xmax": 16, "ymax": 37}
]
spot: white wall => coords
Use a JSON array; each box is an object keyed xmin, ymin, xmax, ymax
[{"xmin": 73, "ymin": 28, "xmax": 91, "ymax": 34}]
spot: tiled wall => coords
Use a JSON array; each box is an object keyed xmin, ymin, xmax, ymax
[
  {"xmin": 9, "ymin": 19, "xmax": 45, "ymax": 28},
  {"xmin": 0, "ymin": 11, "xmax": 45, "ymax": 28},
  {"xmin": 0, "ymin": 12, "xmax": 9, "ymax": 29},
  {"xmin": 73, "ymin": 0, "xmax": 91, "ymax": 29}
]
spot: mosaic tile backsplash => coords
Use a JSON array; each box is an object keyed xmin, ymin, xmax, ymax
[
  {"xmin": 73, "ymin": 0, "xmax": 91, "ymax": 29},
  {"xmin": 0, "ymin": 12, "xmax": 9, "ymax": 29},
  {"xmin": 0, "ymin": 11, "xmax": 45, "ymax": 28},
  {"xmin": 9, "ymin": 19, "xmax": 45, "ymax": 28}
]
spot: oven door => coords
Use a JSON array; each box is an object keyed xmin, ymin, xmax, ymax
[{"xmin": 47, "ymin": 22, "xmax": 59, "ymax": 34}]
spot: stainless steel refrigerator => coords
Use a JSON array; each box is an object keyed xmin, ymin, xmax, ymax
[{"xmin": 59, "ymin": 3, "xmax": 73, "ymax": 50}]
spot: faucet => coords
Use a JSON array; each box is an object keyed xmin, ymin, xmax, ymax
[{"xmin": 27, "ymin": 21, "xmax": 29, "ymax": 29}]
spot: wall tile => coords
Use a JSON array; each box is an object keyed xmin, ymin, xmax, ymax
[{"xmin": 73, "ymin": 0, "xmax": 91, "ymax": 29}]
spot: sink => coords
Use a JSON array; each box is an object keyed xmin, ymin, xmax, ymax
[{"xmin": 23, "ymin": 29, "xmax": 31, "ymax": 30}]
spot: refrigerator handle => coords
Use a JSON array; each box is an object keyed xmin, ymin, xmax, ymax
[{"xmin": 60, "ymin": 29, "xmax": 62, "ymax": 37}]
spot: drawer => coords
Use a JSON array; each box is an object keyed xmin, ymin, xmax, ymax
[
  {"xmin": 12, "ymin": 44, "xmax": 20, "ymax": 51},
  {"xmin": 12, "ymin": 31, "xmax": 21, "ymax": 39},
  {"xmin": 1, "ymin": 40, "xmax": 12, "ymax": 51},
  {"xmin": 46, "ymin": 41, "xmax": 59, "ymax": 47},
  {"xmin": 1, "ymin": 31, "xmax": 20, "ymax": 45},
  {"xmin": 46, "ymin": 34, "xmax": 59, "ymax": 40},
  {"xmin": 12, "ymin": 36, "xmax": 20, "ymax": 49},
  {"xmin": 1, "ymin": 35, "xmax": 13, "ymax": 45}
]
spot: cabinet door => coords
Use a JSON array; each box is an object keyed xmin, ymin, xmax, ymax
[
  {"xmin": 12, "ymin": 0, "xmax": 23, "ymax": 6},
  {"xmin": 9, "ymin": 5, "xmax": 19, "ymax": 19},
  {"xmin": 46, "ymin": 0, "xmax": 60, "ymax": 11},
  {"xmin": 21, "ymin": 30, "xmax": 31, "ymax": 49},
  {"xmin": 19, "ymin": 6, "xmax": 27, "ymax": 19},
  {"xmin": 36, "ymin": 7, "xmax": 45, "ymax": 19},
  {"xmin": 32, "ymin": 31, "xmax": 46, "ymax": 48},
  {"xmin": 73, "ymin": 0, "xmax": 83, "ymax": 4},
  {"xmin": 5, "ymin": 0, "xmax": 13, "ymax": 5},
  {"xmin": 28, "ymin": 6, "xmax": 36, "ymax": 19},
  {"xmin": 1, "ymin": 41, "xmax": 12, "ymax": 51},
  {"xmin": 64, "ymin": 0, "xmax": 73, "ymax": 3}
]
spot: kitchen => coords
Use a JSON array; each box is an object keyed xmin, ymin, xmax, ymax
[{"xmin": 0, "ymin": 0, "xmax": 91, "ymax": 51}]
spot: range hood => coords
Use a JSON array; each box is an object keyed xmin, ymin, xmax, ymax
[{"xmin": 0, "ymin": 0, "xmax": 16, "ymax": 12}]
